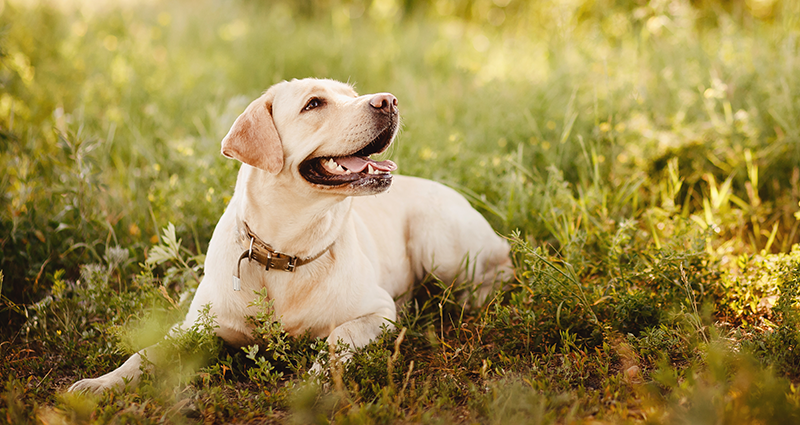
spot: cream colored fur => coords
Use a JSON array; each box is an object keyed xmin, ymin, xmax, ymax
[{"xmin": 69, "ymin": 78, "xmax": 512, "ymax": 393}]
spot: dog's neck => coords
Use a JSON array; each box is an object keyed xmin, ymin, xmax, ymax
[{"xmin": 233, "ymin": 165, "xmax": 351, "ymax": 259}]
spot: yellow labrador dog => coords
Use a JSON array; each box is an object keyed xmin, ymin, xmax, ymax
[{"xmin": 69, "ymin": 78, "xmax": 512, "ymax": 393}]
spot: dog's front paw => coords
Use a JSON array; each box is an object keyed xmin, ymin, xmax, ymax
[
  {"xmin": 306, "ymin": 362, "xmax": 332, "ymax": 392},
  {"xmin": 68, "ymin": 374, "xmax": 132, "ymax": 394},
  {"xmin": 68, "ymin": 352, "xmax": 145, "ymax": 394},
  {"xmin": 67, "ymin": 369, "xmax": 139, "ymax": 394},
  {"xmin": 308, "ymin": 361, "xmax": 324, "ymax": 377}
]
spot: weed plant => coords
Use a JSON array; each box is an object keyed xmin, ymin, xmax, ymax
[{"xmin": 2, "ymin": 0, "xmax": 800, "ymax": 423}]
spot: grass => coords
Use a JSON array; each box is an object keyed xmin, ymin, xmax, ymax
[{"xmin": 2, "ymin": 0, "xmax": 800, "ymax": 423}]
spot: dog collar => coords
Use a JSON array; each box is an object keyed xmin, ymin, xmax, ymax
[{"xmin": 232, "ymin": 222, "xmax": 334, "ymax": 291}]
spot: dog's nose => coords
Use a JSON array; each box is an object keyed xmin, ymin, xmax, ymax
[{"xmin": 369, "ymin": 93, "xmax": 398, "ymax": 114}]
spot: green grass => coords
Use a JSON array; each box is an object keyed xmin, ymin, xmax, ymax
[{"xmin": 2, "ymin": 0, "xmax": 800, "ymax": 423}]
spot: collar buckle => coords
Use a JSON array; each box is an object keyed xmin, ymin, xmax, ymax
[
  {"xmin": 263, "ymin": 251, "xmax": 298, "ymax": 272},
  {"xmin": 286, "ymin": 257, "xmax": 297, "ymax": 272},
  {"xmin": 264, "ymin": 250, "xmax": 273, "ymax": 271}
]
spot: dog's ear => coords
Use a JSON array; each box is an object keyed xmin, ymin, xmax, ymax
[{"xmin": 221, "ymin": 94, "xmax": 283, "ymax": 174}]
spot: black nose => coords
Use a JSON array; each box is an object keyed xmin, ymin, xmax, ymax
[{"xmin": 369, "ymin": 93, "xmax": 398, "ymax": 114}]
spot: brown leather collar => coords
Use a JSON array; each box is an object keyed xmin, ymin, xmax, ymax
[{"xmin": 232, "ymin": 222, "xmax": 333, "ymax": 291}]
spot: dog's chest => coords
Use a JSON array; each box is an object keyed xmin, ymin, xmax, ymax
[{"xmin": 240, "ymin": 262, "xmax": 375, "ymax": 338}]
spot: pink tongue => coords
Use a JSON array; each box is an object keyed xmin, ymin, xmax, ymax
[{"xmin": 337, "ymin": 156, "xmax": 397, "ymax": 173}]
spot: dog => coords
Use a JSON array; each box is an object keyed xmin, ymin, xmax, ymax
[{"xmin": 69, "ymin": 78, "xmax": 513, "ymax": 393}]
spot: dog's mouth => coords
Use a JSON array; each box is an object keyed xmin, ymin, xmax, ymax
[{"xmin": 299, "ymin": 124, "xmax": 397, "ymax": 187}]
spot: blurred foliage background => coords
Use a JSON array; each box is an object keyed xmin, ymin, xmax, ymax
[{"xmin": 1, "ymin": 0, "xmax": 800, "ymax": 422}]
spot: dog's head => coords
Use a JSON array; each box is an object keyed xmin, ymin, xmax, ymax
[{"xmin": 221, "ymin": 78, "xmax": 399, "ymax": 196}]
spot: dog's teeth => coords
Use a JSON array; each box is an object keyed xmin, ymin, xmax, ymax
[
  {"xmin": 367, "ymin": 164, "xmax": 375, "ymax": 174},
  {"xmin": 345, "ymin": 170, "xmax": 352, "ymax": 175},
  {"xmin": 324, "ymin": 158, "xmax": 338, "ymax": 171},
  {"xmin": 336, "ymin": 165, "xmax": 345, "ymax": 172}
]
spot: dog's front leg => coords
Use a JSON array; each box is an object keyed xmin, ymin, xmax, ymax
[
  {"xmin": 68, "ymin": 347, "xmax": 155, "ymax": 393},
  {"xmin": 311, "ymin": 305, "xmax": 396, "ymax": 374}
]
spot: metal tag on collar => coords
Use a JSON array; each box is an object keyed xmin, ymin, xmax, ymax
[
  {"xmin": 232, "ymin": 236, "xmax": 254, "ymax": 291},
  {"xmin": 232, "ymin": 275, "xmax": 241, "ymax": 291}
]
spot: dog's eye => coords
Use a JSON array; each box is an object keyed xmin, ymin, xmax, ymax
[{"xmin": 303, "ymin": 97, "xmax": 324, "ymax": 112}]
